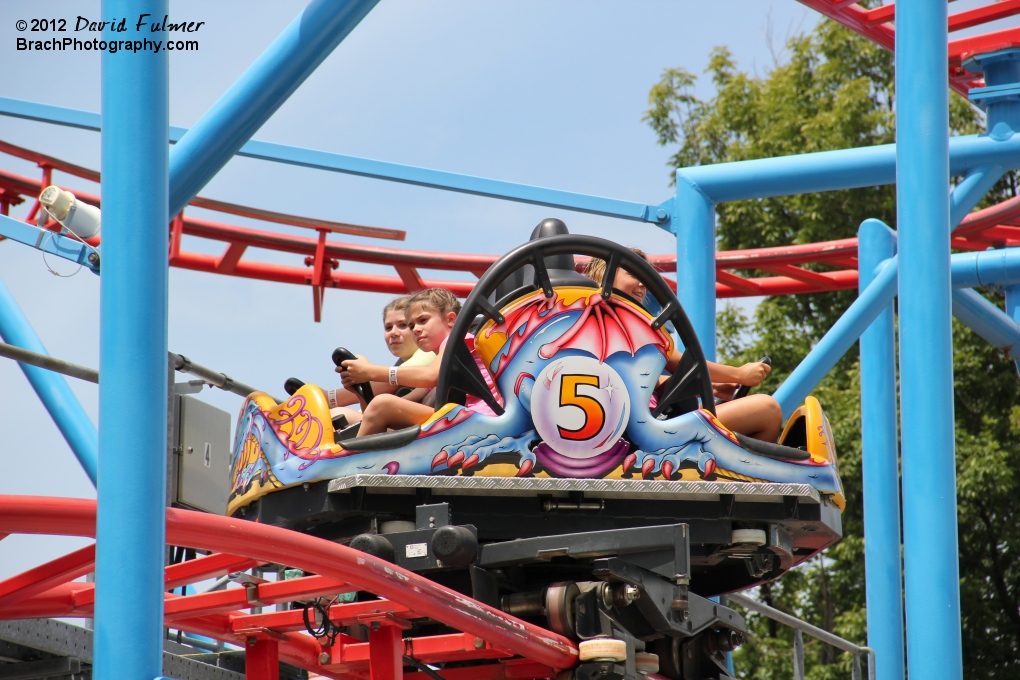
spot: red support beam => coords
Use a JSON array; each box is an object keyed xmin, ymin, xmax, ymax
[
  {"xmin": 0, "ymin": 543, "xmax": 95, "ymax": 608},
  {"xmin": 232, "ymin": 599, "xmax": 419, "ymax": 634},
  {"xmin": 0, "ymin": 138, "xmax": 403, "ymax": 242},
  {"xmin": 171, "ymin": 612, "xmax": 328, "ymax": 677},
  {"xmin": 170, "ymin": 212, "xmax": 185, "ymax": 261},
  {"xmin": 716, "ymin": 271, "xmax": 763, "ymax": 295},
  {"xmin": 164, "ymin": 552, "xmax": 261, "ymax": 590},
  {"xmin": 368, "ymin": 625, "xmax": 403, "ymax": 680},
  {"xmin": 245, "ymin": 637, "xmax": 280, "ymax": 680},
  {"xmin": 949, "ymin": 0, "xmax": 1020, "ymax": 33},
  {"xmin": 758, "ymin": 264, "xmax": 840, "ymax": 287},
  {"xmin": 164, "ymin": 575, "xmax": 350, "ymax": 621},
  {"xmin": 949, "ymin": 26, "xmax": 1020, "ymax": 63},
  {"xmin": 216, "ymin": 242, "xmax": 248, "ymax": 274},
  {"xmin": 403, "ymin": 660, "xmax": 558, "ymax": 680},
  {"xmin": 395, "ymin": 266, "xmax": 427, "ymax": 293},
  {"xmin": 954, "ymin": 194, "xmax": 1020, "ymax": 237}
]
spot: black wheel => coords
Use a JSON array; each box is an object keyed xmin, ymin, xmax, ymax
[{"xmin": 435, "ymin": 234, "xmax": 714, "ymax": 418}]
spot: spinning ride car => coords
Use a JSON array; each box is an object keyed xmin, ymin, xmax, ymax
[{"xmin": 228, "ymin": 227, "xmax": 845, "ymax": 680}]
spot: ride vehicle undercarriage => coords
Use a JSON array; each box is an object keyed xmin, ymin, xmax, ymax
[{"xmin": 228, "ymin": 227, "xmax": 845, "ymax": 680}]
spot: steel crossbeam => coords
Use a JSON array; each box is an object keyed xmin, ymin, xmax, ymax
[{"xmin": 0, "ymin": 543, "xmax": 95, "ymax": 608}]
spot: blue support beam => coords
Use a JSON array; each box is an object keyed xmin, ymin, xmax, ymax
[
  {"xmin": 673, "ymin": 132, "xmax": 1020, "ymax": 204},
  {"xmin": 952, "ymin": 246, "xmax": 1020, "ymax": 288},
  {"xmin": 235, "ymin": 137, "xmax": 673, "ymax": 225},
  {"xmin": 774, "ymin": 245, "xmax": 1020, "ymax": 417},
  {"xmin": 950, "ymin": 164, "xmax": 1006, "ymax": 227},
  {"xmin": 895, "ymin": 4, "xmax": 962, "ymax": 679},
  {"xmin": 0, "ymin": 96, "xmax": 671, "ymax": 227},
  {"xmin": 1008, "ymin": 284, "xmax": 1020, "ymax": 376},
  {"xmin": 673, "ymin": 176, "xmax": 717, "ymax": 357},
  {"xmin": 168, "ymin": 0, "xmax": 379, "ymax": 217},
  {"xmin": 951, "ymin": 289, "xmax": 1020, "ymax": 362},
  {"xmin": 857, "ymin": 219, "xmax": 904, "ymax": 680},
  {"xmin": 93, "ymin": 2, "xmax": 169, "ymax": 678},
  {"xmin": 773, "ymin": 256, "xmax": 898, "ymax": 417},
  {"xmin": 0, "ymin": 214, "xmax": 100, "ymax": 274},
  {"xmin": 0, "ymin": 276, "xmax": 98, "ymax": 485}
]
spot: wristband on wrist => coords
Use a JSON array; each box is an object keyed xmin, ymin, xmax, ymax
[
  {"xmin": 389, "ymin": 366, "xmax": 399, "ymax": 386},
  {"xmin": 327, "ymin": 389, "xmax": 338, "ymax": 409}
]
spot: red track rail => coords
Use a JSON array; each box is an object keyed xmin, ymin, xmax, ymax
[
  {"xmin": 2, "ymin": 138, "xmax": 1019, "ymax": 317},
  {"xmin": 0, "ymin": 496, "xmax": 577, "ymax": 680},
  {"xmin": 796, "ymin": 0, "xmax": 1020, "ymax": 97}
]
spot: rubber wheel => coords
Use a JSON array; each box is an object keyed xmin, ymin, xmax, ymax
[
  {"xmin": 635, "ymin": 651, "xmax": 660, "ymax": 673},
  {"xmin": 578, "ymin": 638, "xmax": 627, "ymax": 663}
]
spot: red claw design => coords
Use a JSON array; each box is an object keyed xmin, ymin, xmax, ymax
[
  {"xmin": 448, "ymin": 451, "xmax": 465, "ymax": 468},
  {"xmin": 661, "ymin": 461, "xmax": 674, "ymax": 480},
  {"xmin": 641, "ymin": 459, "xmax": 656, "ymax": 478},
  {"xmin": 462, "ymin": 453, "xmax": 480, "ymax": 470},
  {"xmin": 432, "ymin": 451, "xmax": 448, "ymax": 471},
  {"xmin": 703, "ymin": 459, "xmax": 717, "ymax": 478},
  {"xmin": 516, "ymin": 459, "xmax": 534, "ymax": 477},
  {"xmin": 623, "ymin": 453, "xmax": 637, "ymax": 471}
]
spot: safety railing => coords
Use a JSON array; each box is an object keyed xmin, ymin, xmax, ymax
[
  {"xmin": 0, "ymin": 339, "xmax": 273, "ymax": 400},
  {"xmin": 727, "ymin": 593, "xmax": 875, "ymax": 680}
]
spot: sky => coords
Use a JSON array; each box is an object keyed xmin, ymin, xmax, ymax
[{"xmin": 0, "ymin": 0, "xmax": 938, "ymax": 582}]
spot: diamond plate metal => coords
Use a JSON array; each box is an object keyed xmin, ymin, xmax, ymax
[{"xmin": 326, "ymin": 474, "xmax": 821, "ymax": 503}]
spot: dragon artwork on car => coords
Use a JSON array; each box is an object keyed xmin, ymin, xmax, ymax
[{"xmin": 228, "ymin": 242, "xmax": 844, "ymax": 517}]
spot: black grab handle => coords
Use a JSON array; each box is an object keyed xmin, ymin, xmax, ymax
[
  {"xmin": 333, "ymin": 347, "xmax": 375, "ymax": 404},
  {"xmin": 732, "ymin": 356, "xmax": 771, "ymax": 401}
]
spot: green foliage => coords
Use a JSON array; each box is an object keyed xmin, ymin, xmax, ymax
[{"xmin": 645, "ymin": 15, "xmax": 1020, "ymax": 680}]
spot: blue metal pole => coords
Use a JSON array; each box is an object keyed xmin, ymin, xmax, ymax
[
  {"xmin": 0, "ymin": 276, "xmax": 98, "ymax": 485},
  {"xmin": 94, "ymin": 2, "xmax": 169, "ymax": 679},
  {"xmin": 950, "ymin": 164, "xmax": 1005, "ymax": 227},
  {"xmin": 952, "ymin": 246, "xmax": 1020, "ymax": 288},
  {"xmin": 857, "ymin": 219, "xmax": 904, "ymax": 680},
  {"xmin": 951, "ymin": 289, "xmax": 1020, "ymax": 362},
  {"xmin": 1007, "ymin": 285, "xmax": 1020, "ymax": 376},
  {"xmin": 773, "ymin": 257, "xmax": 898, "ymax": 417},
  {"xmin": 168, "ymin": 0, "xmax": 379, "ymax": 217},
  {"xmin": 671, "ymin": 132, "xmax": 1020, "ymax": 204},
  {"xmin": 896, "ymin": 2, "xmax": 962, "ymax": 679},
  {"xmin": 773, "ymin": 245, "xmax": 1020, "ymax": 416},
  {"xmin": 674, "ymin": 176, "xmax": 717, "ymax": 359}
]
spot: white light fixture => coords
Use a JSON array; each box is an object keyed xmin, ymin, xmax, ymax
[{"xmin": 39, "ymin": 186, "xmax": 101, "ymax": 239}]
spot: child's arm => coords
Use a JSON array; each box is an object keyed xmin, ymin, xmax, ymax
[
  {"xmin": 664, "ymin": 348, "xmax": 771, "ymax": 386},
  {"xmin": 328, "ymin": 381, "xmax": 400, "ymax": 408},
  {"xmin": 341, "ymin": 344, "xmax": 446, "ymax": 389}
]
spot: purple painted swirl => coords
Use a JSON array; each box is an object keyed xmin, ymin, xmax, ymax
[{"xmin": 533, "ymin": 439, "xmax": 631, "ymax": 478}]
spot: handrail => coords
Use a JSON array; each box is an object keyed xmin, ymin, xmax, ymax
[
  {"xmin": 0, "ymin": 340, "xmax": 275, "ymax": 400},
  {"xmin": 727, "ymin": 593, "xmax": 876, "ymax": 680}
]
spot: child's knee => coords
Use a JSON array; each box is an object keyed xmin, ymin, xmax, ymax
[{"xmin": 364, "ymin": 394, "xmax": 400, "ymax": 417}]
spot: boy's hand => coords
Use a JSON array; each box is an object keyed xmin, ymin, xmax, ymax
[
  {"xmin": 738, "ymin": 361, "xmax": 771, "ymax": 386},
  {"xmin": 338, "ymin": 355, "xmax": 372, "ymax": 383},
  {"xmin": 713, "ymin": 382, "xmax": 740, "ymax": 402}
]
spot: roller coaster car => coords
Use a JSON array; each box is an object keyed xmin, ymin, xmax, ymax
[{"xmin": 228, "ymin": 225, "xmax": 844, "ymax": 680}]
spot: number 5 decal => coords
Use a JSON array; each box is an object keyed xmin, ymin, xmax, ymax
[{"xmin": 558, "ymin": 374, "xmax": 605, "ymax": 441}]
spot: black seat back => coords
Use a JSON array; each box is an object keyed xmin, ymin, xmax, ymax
[{"xmin": 492, "ymin": 218, "xmax": 596, "ymax": 305}]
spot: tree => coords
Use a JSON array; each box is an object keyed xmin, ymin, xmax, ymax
[{"xmin": 645, "ymin": 14, "xmax": 1019, "ymax": 680}]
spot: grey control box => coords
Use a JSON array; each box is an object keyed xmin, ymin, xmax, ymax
[{"xmin": 176, "ymin": 394, "xmax": 231, "ymax": 515}]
